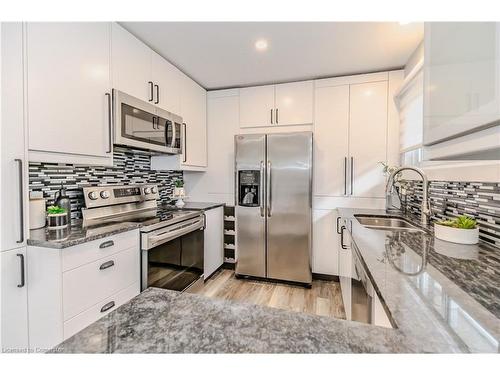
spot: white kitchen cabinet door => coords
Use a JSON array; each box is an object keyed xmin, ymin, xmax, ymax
[
  {"xmin": 314, "ymin": 85, "xmax": 350, "ymax": 197},
  {"xmin": 180, "ymin": 74, "xmax": 207, "ymax": 168},
  {"xmin": 112, "ymin": 22, "xmax": 152, "ymax": 102},
  {"xmin": 152, "ymin": 52, "xmax": 182, "ymax": 114},
  {"xmin": 424, "ymin": 22, "xmax": 500, "ymax": 146},
  {"xmin": 1, "ymin": 247, "xmax": 29, "ymax": 350},
  {"xmin": 239, "ymin": 85, "xmax": 275, "ymax": 128},
  {"xmin": 204, "ymin": 206, "xmax": 224, "ymax": 279},
  {"xmin": 312, "ymin": 209, "xmax": 339, "ymax": 276},
  {"xmin": 1, "ymin": 22, "xmax": 27, "ymax": 251},
  {"xmin": 275, "ymin": 80, "xmax": 313, "ymax": 126},
  {"xmin": 349, "ymin": 81, "xmax": 388, "ymax": 198},
  {"xmin": 27, "ymin": 22, "xmax": 112, "ymax": 161}
]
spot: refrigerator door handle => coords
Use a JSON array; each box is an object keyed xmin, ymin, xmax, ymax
[
  {"xmin": 267, "ymin": 161, "xmax": 272, "ymax": 217},
  {"xmin": 259, "ymin": 161, "xmax": 265, "ymax": 217}
]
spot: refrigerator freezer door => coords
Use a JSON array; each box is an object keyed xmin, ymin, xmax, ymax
[
  {"xmin": 266, "ymin": 132, "xmax": 312, "ymax": 284},
  {"xmin": 235, "ymin": 134, "xmax": 266, "ymax": 278}
]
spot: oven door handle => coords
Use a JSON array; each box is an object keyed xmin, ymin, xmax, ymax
[{"xmin": 146, "ymin": 218, "xmax": 204, "ymax": 249}]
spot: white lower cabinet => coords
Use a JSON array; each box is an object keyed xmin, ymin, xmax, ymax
[
  {"xmin": 204, "ymin": 206, "xmax": 224, "ymax": 279},
  {"xmin": 1, "ymin": 247, "xmax": 29, "ymax": 351},
  {"xmin": 312, "ymin": 209, "xmax": 340, "ymax": 276},
  {"xmin": 28, "ymin": 230, "xmax": 140, "ymax": 350}
]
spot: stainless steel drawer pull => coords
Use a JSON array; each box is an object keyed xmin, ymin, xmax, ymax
[
  {"xmin": 340, "ymin": 226, "xmax": 347, "ymax": 250},
  {"xmin": 99, "ymin": 260, "xmax": 115, "ymax": 270},
  {"xmin": 99, "ymin": 240, "xmax": 114, "ymax": 249},
  {"xmin": 15, "ymin": 159, "xmax": 24, "ymax": 243},
  {"xmin": 17, "ymin": 253, "xmax": 25, "ymax": 288},
  {"xmin": 100, "ymin": 301, "xmax": 115, "ymax": 313}
]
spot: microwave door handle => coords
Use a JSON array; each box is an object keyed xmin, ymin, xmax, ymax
[{"xmin": 171, "ymin": 122, "xmax": 177, "ymax": 148}]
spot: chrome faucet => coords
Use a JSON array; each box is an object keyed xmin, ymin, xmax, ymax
[{"xmin": 385, "ymin": 166, "xmax": 431, "ymax": 226}]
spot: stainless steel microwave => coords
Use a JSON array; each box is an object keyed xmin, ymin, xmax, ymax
[{"xmin": 113, "ymin": 89, "xmax": 183, "ymax": 154}]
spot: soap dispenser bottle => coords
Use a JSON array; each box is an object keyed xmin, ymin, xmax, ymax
[{"xmin": 54, "ymin": 185, "xmax": 72, "ymax": 226}]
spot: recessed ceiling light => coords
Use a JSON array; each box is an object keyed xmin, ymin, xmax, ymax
[{"xmin": 255, "ymin": 39, "xmax": 268, "ymax": 51}]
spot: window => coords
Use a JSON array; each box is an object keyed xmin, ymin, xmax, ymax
[{"xmin": 395, "ymin": 60, "xmax": 424, "ymax": 166}]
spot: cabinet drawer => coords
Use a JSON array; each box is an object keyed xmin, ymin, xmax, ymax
[
  {"xmin": 63, "ymin": 246, "xmax": 139, "ymax": 320},
  {"xmin": 62, "ymin": 229, "xmax": 139, "ymax": 271},
  {"xmin": 63, "ymin": 282, "xmax": 139, "ymax": 340}
]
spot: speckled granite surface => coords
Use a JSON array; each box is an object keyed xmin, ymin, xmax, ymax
[
  {"xmin": 54, "ymin": 287, "xmax": 409, "ymax": 353},
  {"xmin": 28, "ymin": 220, "xmax": 141, "ymax": 249},
  {"xmin": 28, "ymin": 202, "xmax": 223, "ymax": 249},
  {"xmin": 339, "ymin": 208, "xmax": 500, "ymax": 353}
]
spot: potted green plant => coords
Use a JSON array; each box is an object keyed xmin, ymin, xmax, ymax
[
  {"xmin": 46, "ymin": 205, "xmax": 68, "ymax": 230},
  {"xmin": 174, "ymin": 179, "xmax": 185, "ymax": 197},
  {"xmin": 434, "ymin": 215, "xmax": 479, "ymax": 245}
]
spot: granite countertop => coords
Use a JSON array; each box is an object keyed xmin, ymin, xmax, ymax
[
  {"xmin": 28, "ymin": 220, "xmax": 142, "ymax": 249},
  {"xmin": 54, "ymin": 287, "xmax": 409, "ymax": 354},
  {"xmin": 338, "ymin": 208, "xmax": 500, "ymax": 353},
  {"xmin": 28, "ymin": 201, "xmax": 224, "ymax": 249}
]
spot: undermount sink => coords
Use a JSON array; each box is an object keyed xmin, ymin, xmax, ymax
[{"xmin": 354, "ymin": 215, "xmax": 423, "ymax": 232}]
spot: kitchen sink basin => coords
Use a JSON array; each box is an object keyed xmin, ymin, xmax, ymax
[{"xmin": 354, "ymin": 215, "xmax": 423, "ymax": 232}]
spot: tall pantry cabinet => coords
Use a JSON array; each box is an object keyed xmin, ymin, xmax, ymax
[{"xmin": 1, "ymin": 22, "xmax": 29, "ymax": 351}]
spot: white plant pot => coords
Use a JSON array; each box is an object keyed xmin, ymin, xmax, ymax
[
  {"xmin": 434, "ymin": 224, "xmax": 479, "ymax": 245},
  {"xmin": 174, "ymin": 187, "xmax": 185, "ymax": 197}
]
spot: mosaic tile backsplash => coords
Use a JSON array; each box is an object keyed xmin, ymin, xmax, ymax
[
  {"xmin": 401, "ymin": 180, "xmax": 500, "ymax": 248},
  {"xmin": 29, "ymin": 147, "xmax": 183, "ymax": 220}
]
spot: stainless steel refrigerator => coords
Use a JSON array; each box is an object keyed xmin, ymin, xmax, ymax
[{"xmin": 234, "ymin": 132, "xmax": 312, "ymax": 285}]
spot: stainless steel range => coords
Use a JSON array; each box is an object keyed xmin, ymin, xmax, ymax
[{"xmin": 82, "ymin": 184, "xmax": 205, "ymax": 293}]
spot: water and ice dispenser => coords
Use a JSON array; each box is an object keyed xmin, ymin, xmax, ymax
[{"xmin": 238, "ymin": 170, "xmax": 260, "ymax": 207}]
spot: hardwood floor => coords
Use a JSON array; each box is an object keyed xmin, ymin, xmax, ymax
[{"xmin": 194, "ymin": 269, "xmax": 346, "ymax": 320}]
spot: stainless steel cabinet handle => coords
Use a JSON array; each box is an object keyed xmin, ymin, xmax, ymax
[
  {"xmin": 182, "ymin": 123, "xmax": 187, "ymax": 163},
  {"xmin": 148, "ymin": 81, "xmax": 154, "ymax": 102},
  {"xmin": 17, "ymin": 253, "xmax": 25, "ymax": 288},
  {"xmin": 275, "ymin": 108, "xmax": 279, "ymax": 124},
  {"xmin": 267, "ymin": 161, "xmax": 272, "ymax": 217},
  {"xmin": 154, "ymin": 84, "xmax": 159, "ymax": 104},
  {"xmin": 99, "ymin": 240, "xmax": 114, "ymax": 249},
  {"xmin": 99, "ymin": 260, "xmax": 115, "ymax": 270},
  {"xmin": 259, "ymin": 161, "xmax": 265, "ymax": 217},
  {"xmin": 336, "ymin": 217, "xmax": 342, "ymax": 234},
  {"xmin": 100, "ymin": 301, "xmax": 115, "ymax": 313},
  {"xmin": 105, "ymin": 93, "xmax": 112, "ymax": 153},
  {"xmin": 270, "ymin": 109, "xmax": 273, "ymax": 124},
  {"xmin": 343, "ymin": 157, "xmax": 347, "ymax": 195},
  {"xmin": 15, "ymin": 159, "xmax": 24, "ymax": 243},
  {"xmin": 340, "ymin": 226, "xmax": 347, "ymax": 250},
  {"xmin": 350, "ymin": 156, "xmax": 354, "ymax": 196}
]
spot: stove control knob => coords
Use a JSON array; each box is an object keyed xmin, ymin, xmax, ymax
[
  {"xmin": 151, "ymin": 186, "xmax": 158, "ymax": 194},
  {"xmin": 88, "ymin": 191, "xmax": 98, "ymax": 200},
  {"xmin": 100, "ymin": 190, "xmax": 110, "ymax": 199},
  {"xmin": 144, "ymin": 187, "xmax": 151, "ymax": 195}
]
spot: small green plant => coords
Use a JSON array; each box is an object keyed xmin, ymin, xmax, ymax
[
  {"xmin": 437, "ymin": 215, "xmax": 477, "ymax": 229},
  {"xmin": 174, "ymin": 179, "xmax": 184, "ymax": 188},
  {"xmin": 47, "ymin": 205, "xmax": 66, "ymax": 215}
]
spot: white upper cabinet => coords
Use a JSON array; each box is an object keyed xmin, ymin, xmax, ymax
[
  {"xmin": 314, "ymin": 85, "xmax": 350, "ymax": 197},
  {"xmin": 274, "ymin": 81, "xmax": 313, "ymax": 126},
  {"xmin": 1, "ymin": 22, "xmax": 28, "ymax": 251},
  {"xmin": 239, "ymin": 85, "xmax": 275, "ymax": 127},
  {"xmin": 180, "ymin": 74, "xmax": 207, "ymax": 168},
  {"xmin": 27, "ymin": 22, "xmax": 112, "ymax": 164},
  {"xmin": 239, "ymin": 81, "xmax": 313, "ymax": 128},
  {"xmin": 111, "ymin": 23, "xmax": 152, "ymax": 102},
  {"xmin": 349, "ymin": 81, "xmax": 388, "ymax": 198},
  {"xmin": 424, "ymin": 22, "xmax": 500, "ymax": 145},
  {"xmin": 152, "ymin": 52, "xmax": 182, "ymax": 114}
]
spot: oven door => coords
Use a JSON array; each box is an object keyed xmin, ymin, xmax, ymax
[{"xmin": 141, "ymin": 216, "xmax": 204, "ymax": 292}]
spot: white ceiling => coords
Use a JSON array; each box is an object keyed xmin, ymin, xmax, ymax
[{"xmin": 121, "ymin": 22, "xmax": 423, "ymax": 90}]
